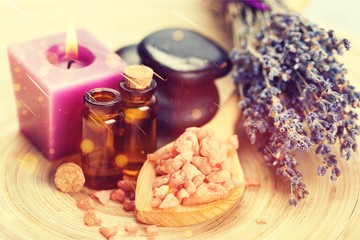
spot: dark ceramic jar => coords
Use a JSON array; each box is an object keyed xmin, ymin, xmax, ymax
[{"xmin": 116, "ymin": 28, "xmax": 231, "ymax": 145}]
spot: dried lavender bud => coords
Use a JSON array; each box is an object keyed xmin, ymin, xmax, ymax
[{"xmin": 226, "ymin": 3, "xmax": 360, "ymax": 205}]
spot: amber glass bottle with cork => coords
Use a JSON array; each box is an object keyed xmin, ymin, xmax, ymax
[
  {"xmin": 119, "ymin": 65, "xmax": 157, "ymax": 177},
  {"xmin": 81, "ymin": 88, "xmax": 123, "ymax": 189}
]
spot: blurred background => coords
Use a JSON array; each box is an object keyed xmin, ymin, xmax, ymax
[
  {"xmin": 0, "ymin": 0, "xmax": 359, "ymax": 110},
  {"xmin": 304, "ymin": 0, "xmax": 360, "ymax": 38}
]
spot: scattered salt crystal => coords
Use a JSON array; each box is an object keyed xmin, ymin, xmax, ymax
[
  {"xmin": 83, "ymin": 210, "xmax": 102, "ymax": 226},
  {"xmin": 110, "ymin": 189, "xmax": 126, "ymax": 203},
  {"xmin": 127, "ymin": 191, "xmax": 136, "ymax": 200},
  {"xmin": 76, "ymin": 197, "xmax": 95, "ymax": 210},
  {"xmin": 117, "ymin": 179, "xmax": 136, "ymax": 192},
  {"xmin": 123, "ymin": 199, "xmax": 135, "ymax": 211},
  {"xmin": 93, "ymin": 190, "xmax": 112, "ymax": 205},
  {"xmin": 124, "ymin": 219, "xmax": 139, "ymax": 234},
  {"xmin": 245, "ymin": 178, "xmax": 261, "ymax": 187},
  {"xmin": 99, "ymin": 226, "xmax": 118, "ymax": 240},
  {"xmin": 145, "ymin": 225, "xmax": 159, "ymax": 237}
]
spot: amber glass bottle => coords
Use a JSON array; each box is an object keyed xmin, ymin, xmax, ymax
[
  {"xmin": 119, "ymin": 65, "xmax": 157, "ymax": 177},
  {"xmin": 81, "ymin": 88, "xmax": 123, "ymax": 189}
]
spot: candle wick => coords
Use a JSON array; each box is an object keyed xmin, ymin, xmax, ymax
[
  {"xmin": 67, "ymin": 58, "xmax": 81, "ymax": 69},
  {"xmin": 67, "ymin": 59, "xmax": 75, "ymax": 69}
]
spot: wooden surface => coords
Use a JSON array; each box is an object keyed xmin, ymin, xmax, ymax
[
  {"xmin": 1, "ymin": 1, "xmax": 360, "ymax": 239},
  {"xmin": 135, "ymin": 94, "xmax": 245, "ymax": 227}
]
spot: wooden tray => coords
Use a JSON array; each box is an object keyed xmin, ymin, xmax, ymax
[{"xmin": 1, "ymin": 81, "xmax": 360, "ymax": 239}]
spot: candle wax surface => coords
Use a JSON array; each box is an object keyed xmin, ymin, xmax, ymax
[{"xmin": 8, "ymin": 29, "xmax": 125, "ymax": 161}]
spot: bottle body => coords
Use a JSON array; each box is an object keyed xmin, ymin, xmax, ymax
[
  {"xmin": 81, "ymin": 88, "xmax": 123, "ymax": 189},
  {"xmin": 119, "ymin": 80, "xmax": 157, "ymax": 177}
]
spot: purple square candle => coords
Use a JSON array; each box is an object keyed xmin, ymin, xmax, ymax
[{"xmin": 8, "ymin": 29, "xmax": 125, "ymax": 161}]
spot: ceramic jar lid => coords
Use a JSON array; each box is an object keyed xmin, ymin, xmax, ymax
[{"xmin": 137, "ymin": 28, "xmax": 231, "ymax": 85}]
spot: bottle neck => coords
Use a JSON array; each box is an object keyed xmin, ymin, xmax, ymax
[
  {"xmin": 119, "ymin": 79, "xmax": 157, "ymax": 103},
  {"xmin": 84, "ymin": 88, "xmax": 121, "ymax": 115}
]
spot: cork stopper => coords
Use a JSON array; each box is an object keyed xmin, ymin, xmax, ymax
[{"xmin": 123, "ymin": 65, "xmax": 154, "ymax": 90}]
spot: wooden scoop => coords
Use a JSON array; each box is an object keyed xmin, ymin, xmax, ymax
[{"xmin": 135, "ymin": 93, "xmax": 245, "ymax": 226}]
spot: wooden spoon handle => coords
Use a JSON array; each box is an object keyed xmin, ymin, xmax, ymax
[{"xmin": 204, "ymin": 92, "xmax": 240, "ymax": 138}]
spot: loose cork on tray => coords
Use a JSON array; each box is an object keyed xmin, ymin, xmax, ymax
[{"xmin": 123, "ymin": 65, "xmax": 153, "ymax": 89}]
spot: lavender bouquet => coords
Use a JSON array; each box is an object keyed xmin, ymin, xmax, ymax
[{"xmin": 225, "ymin": 0, "xmax": 360, "ymax": 205}]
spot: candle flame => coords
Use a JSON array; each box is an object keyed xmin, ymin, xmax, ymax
[{"xmin": 65, "ymin": 21, "xmax": 78, "ymax": 59}]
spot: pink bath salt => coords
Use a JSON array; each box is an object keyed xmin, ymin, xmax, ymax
[
  {"xmin": 225, "ymin": 135, "xmax": 239, "ymax": 151},
  {"xmin": 191, "ymin": 156, "xmax": 212, "ymax": 175},
  {"xmin": 176, "ymin": 188, "xmax": 190, "ymax": 203},
  {"xmin": 147, "ymin": 146, "xmax": 176, "ymax": 165},
  {"xmin": 168, "ymin": 170, "xmax": 186, "ymax": 188},
  {"xmin": 184, "ymin": 127, "xmax": 200, "ymax": 135},
  {"xmin": 223, "ymin": 180, "xmax": 235, "ymax": 191},
  {"xmin": 182, "ymin": 163, "xmax": 203, "ymax": 181},
  {"xmin": 200, "ymin": 136, "xmax": 227, "ymax": 166},
  {"xmin": 192, "ymin": 174, "xmax": 206, "ymax": 187},
  {"xmin": 155, "ymin": 165, "xmax": 166, "ymax": 175},
  {"xmin": 145, "ymin": 225, "xmax": 159, "ymax": 237},
  {"xmin": 124, "ymin": 219, "xmax": 139, "ymax": 234},
  {"xmin": 99, "ymin": 226, "xmax": 118, "ymax": 240},
  {"xmin": 173, "ymin": 130, "xmax": 199, "ymax": 160},
  {"xmin": 196, "ymin": 127, "xmax": 215, "ymax": 142},
  {"xmin": 117, "ymin": 179, "xmax": 136, "ymax": 192},
  {"xmin": 220, "ymin": 157, "xmax": 232, "ymax": 172},
  {"xmin": 153, "ymin": 174, "xmax": 170, "ymax": 188},
  {"xmin": 110, "ymin": 189, "xmax": 126, "ymax": 203},
  {"xmin": 245, "ymin": 178, "xmax": 260, "ymax": 187},
  {"xmin": 232, "ymin": 178, "xmax": 243, "ymax": 187},
  {"xmin": 151, "ymin": 197, "xmax": 162, "ymax": 207},
  {"xmin": 179, "ymin": 148, "xmax": 194, "ymax": 163},
  {"xmin": 184, "ymin": 180, "xmax": 197, "ymax": 194},
  {"xmin": 84, "ymin": 210, "xmax": 102, "ymax": 226},
  {"xmin": 159, "ymin": 193, "xmax": 180, "ymax": 208},
  {"xmin": 153, "ymin": 185, "xmax": 169, "ymax": 200},
  {"xmin": 182, "ymin": 182, "xmax": 229, "ymax": 206},
  {"xmin": 224, "ymin": 178, "xmax": 242, "ymax": 191},
  {"xmin": 93, "ymin": 190, "xmax": 112, "ymax": 205},
  {"xmin": 123, "ymin": 199, "xmax": 135, "ymax": 211},
  {"xmin": 169, "ymin": 186, "xmax": 180, "ymax": 196},
  {"xmin": 77, "ymin": 196, "xmax": 95, "ymax": 210},
  {"xmin": 206, "ymin": 170, "xmax": 231, "ymax": 183},
  {"xmin": 157, "ymin": 155, "xmax": 186, "ymax": 174},
  {"xmin": 127, "ymin": 191, "xmax": 136, "ymax": 200},
  {"xmin": 151, "ymin": 127, "xmax": 240, "ymax": 207}
]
